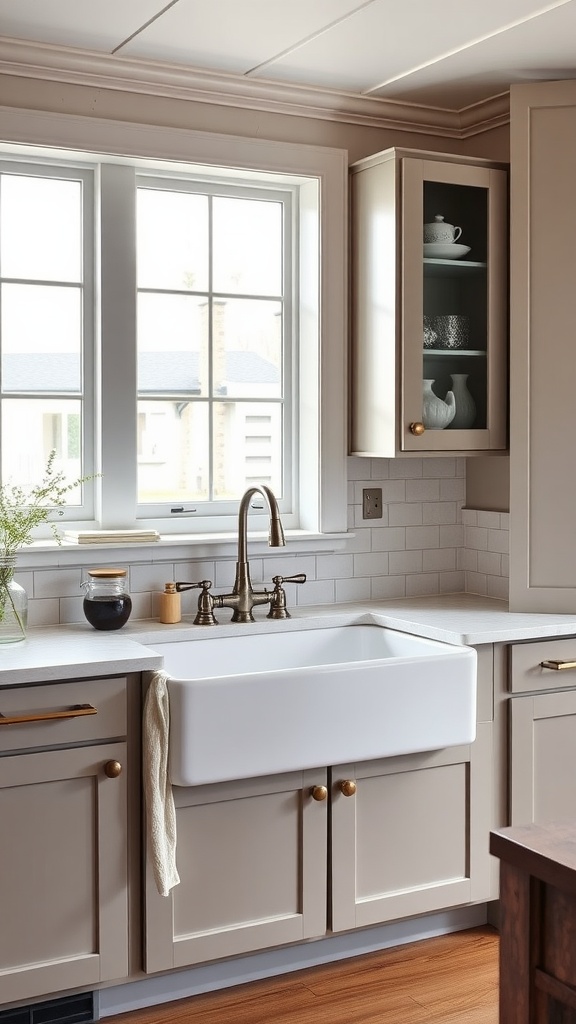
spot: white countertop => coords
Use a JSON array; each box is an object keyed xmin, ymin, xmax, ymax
[
  {"xmin": 2, "ymin": 594, "xmax": 576, "ymax": 684},
  {"xmin": 113, "ymin": 593, "xmax": 576, "ymax": 648}
]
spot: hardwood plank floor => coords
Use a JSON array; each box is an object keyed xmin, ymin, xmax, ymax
[{"xmin": 110, "ymin": 926, "xmax": 498, "ymax": 1024}]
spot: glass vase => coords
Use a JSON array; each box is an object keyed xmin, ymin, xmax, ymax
[{"xmin": 0, "ymin": 555, "xmax": 28, "ymax": 643}]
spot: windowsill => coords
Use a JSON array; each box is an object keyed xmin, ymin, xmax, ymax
[{"xmin": 15, "ymin": 530, "xmax": 351, "ymax": 568}]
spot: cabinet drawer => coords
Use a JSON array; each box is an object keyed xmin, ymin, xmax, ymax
[
  {"xmin": 509, "ymin": 638, "xmax": 576, "ymax": 692},
  {"xmin": 0, "ymin": 677, "xmax": 127, "ymax": 752}
]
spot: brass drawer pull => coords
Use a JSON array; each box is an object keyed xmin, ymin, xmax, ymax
[
  {"xmin": 541, "ymin": 660, "xmax": 576, "ymax": 671},
  {"xmin": 0, "ymin": 703, "xmax": 97, "ymax": 726}
]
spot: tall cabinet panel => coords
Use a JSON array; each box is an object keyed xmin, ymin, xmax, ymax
[
  {"xmin": 350, "ymin": 148, "xmax": 508, "ymax": 457},
  {"xmin": 509, "ymin": 80, "xmax": 576, "ymax": 612}
]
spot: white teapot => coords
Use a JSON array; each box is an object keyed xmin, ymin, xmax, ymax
[{"xmin": 423, "ymin": 215, "xmax": 462, "ymax": 244}]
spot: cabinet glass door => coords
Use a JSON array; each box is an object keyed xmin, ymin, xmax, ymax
[{"xmin": 402, "ymin": 158, "xmax": 507, "ymax": 452}]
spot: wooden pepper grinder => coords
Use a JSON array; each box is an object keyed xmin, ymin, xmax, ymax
[{"xmin": 159, "ymin": 582, "xmax": 181, "ymax": 624}]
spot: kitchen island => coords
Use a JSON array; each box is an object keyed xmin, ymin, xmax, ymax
[{"xmin": 491, "ymin": 821, "xmax": 576, "ymax": 1024}]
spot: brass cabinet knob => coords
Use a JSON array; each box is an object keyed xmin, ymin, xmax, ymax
[
  {"xmin": 104, "ymin": 759, "xmax": 122, "ymax": 778},
  {"xmin": 409, "ymin": 422, "xmax": 425, "ymax": 436},
  {"xmin": 310, "ymin": 785, "xmax": 328, "ymax": 801},
  {"xmin": 339, "ymin": 779, "xmax": 357, "ymax": 797}
]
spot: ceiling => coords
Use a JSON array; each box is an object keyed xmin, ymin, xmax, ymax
[{"xmin": 1, "ymin": 0, "xmax": 576, "ymax": 128}]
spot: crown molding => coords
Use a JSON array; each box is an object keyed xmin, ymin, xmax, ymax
[{"xmin": 0, "ymin": 36, "xmax": 509, "ymax": 138}]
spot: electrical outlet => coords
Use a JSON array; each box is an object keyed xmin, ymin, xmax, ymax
[{"xmin": 362, "ymin": 487, "xmax": 382, "ymax": 520}]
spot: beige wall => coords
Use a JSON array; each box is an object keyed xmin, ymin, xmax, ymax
[{"xmin": 1, "ymin": 71, "xmax": 511, "ymax": 513}]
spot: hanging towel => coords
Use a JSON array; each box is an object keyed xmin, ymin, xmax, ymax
[{"xmin": 143, "ymin": 670, "xmax": 180, "ymax": 897}]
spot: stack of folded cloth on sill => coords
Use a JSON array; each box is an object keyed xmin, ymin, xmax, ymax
[{"xmin": 62, "ymin": 529, "xmax": 161, "ymax": 544}]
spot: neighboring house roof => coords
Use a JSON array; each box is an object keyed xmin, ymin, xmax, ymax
[{"xmin": 2, "ymin": 351, "xmax": 279, "ymax": 393}]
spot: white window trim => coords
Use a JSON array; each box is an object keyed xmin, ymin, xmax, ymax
[{"xmin": 0, "ymin": 105, "xmax": 348, "ymax": 543}]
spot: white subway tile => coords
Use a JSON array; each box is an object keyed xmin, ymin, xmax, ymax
[
  {"xmin": 423, "ymin": 548, "xmax": 457, "ymax": 572},
  {"xmin": 335, "ymin": 577, "xmax": 372, "ymax": 602},
  {"xmin": 296, "ymin": 579, "xmax": 335, "ymax": 606},
  {"xmin": 59, "ymin": 596, "xmax": 86, "ymax": 624},
  {"xmin": 465, "ymin": 571, "xmax": 487, "ymax": 596},
  {"xmin": 423, "ymin": 458, "xmax": 457, "ymax": 478},
  {"xmin": 500, "ymin": 513, "xmax": 510, "ymax": 530},
  {"xmin": 33, "ymin": 567, "xmax": 82, "ymax": 599},
  {"xmin": 389, "ymin": 502, "xmax": 423, "ymax": 527},
  {"xmin": 478, "ymin": 550, "xmax": 502, "ymax": 576},
  {"xmin": 406, "ymin": 573, "xmax": 440, "ymax": 597},
  {"xmin": 371, "ymin": 527, "xmax": 406, "ymax": 552},
  {"xmin": 456, "ymin": 459, "xmax": 466, "ymax": 478},
  {"xmin": 477, "ymin": 510, "xmax": 502, "ymax": 530},
  {"xmin": 264, "ymin": 555, "xmax": 316, "ymax": 580},
  {"xmin": 389, "ymin": 549, "xmax": 423, "ymax": 574},
  {"xmin": 405, "ymin": 525, "xmax": 440, "ymax": 550},
  {"xmin": 316, "ymin": 553, "xmax": 354, "ymax": 580},
  {"xmin": 343, "ymin": 529, "xmax": 372, "ymax": 553},
  {"xmin": 487, "ymin": 575, "xmax": 509, "ymax": 601},
  {"xmin": 458, "ymin": 548, "xmax": 478, "ymax": 572},
  {"xmin": 501, "ymin": 553, "xmax": 510, "ymax": 577},
  {"xmin": 354, "ymin": 551, "xmax": 390, "ymax": 576},
  {"xmin": 464, "ymin": 525, "xmax": 489, "ymax": 551},
  {"xmin": 440, "ymin": 478, "xmax": 466, "ymax": 501},
  {"xmin": 422, "ymin": 502, "xmax": 457, "ymax": 526},
  {"xmin": 131, "ymin": 591, "xmax": 152, "ymax": 620},
  {"xmin": 346, "ymin": 457, "xmax": 368, "ymax": 481},
  {"xmin": 382, "ymin": 480, "xmax": 407, "ymax": 503},
  {"xmin": 389, "ymin": 458, "xmax": 423, "ymax": 479},
  {"xmin": 130, "ymin": 563, "xmax": 175, "ymax": 593},
  {"xmin": 405, "ymin": 479, "xmax": 440, "ymax": 502},
  {"xmin": 483, "ymin": 577, "xmax": 506, "ymax": 598},
  {"xmin": 440, "ymin": 570, "xmax": 465, "ymax": 594},
  {"xmin": 215, "ymin": 561, "xmax": 242, "ymax": 587},
  {"xmin": 440, "ymin": 524, "xmax": 464, "ymax": 548},
  {"xmin": 461, "ymin": 509, "xmax": 478, "ymax": 527},
  {"xmin": 487, "ymin": 528, "xmax": 509, "ymax": 554},
  {"xmin": 27, "ymin": 598, "xmax": 60, "ymax": 627},
  {"xmin": 370, "ymin": 458, "xmax": 390, "ymax": 480},
  {"xmin": 371, "ymin": 575, "xmax": 406, "ymax": 600}
]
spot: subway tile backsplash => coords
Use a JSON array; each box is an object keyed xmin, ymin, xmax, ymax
[{"xmin": 19, "ymin": 457, "xmax": 510, "ymax": 627}]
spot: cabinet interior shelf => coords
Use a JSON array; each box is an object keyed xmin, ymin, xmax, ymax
[
  {"xmin": 423, "ymin": 259, "xmax": 487, "ymax": 277},
  {"xmin": 423, "ymin": 349, "xmax": 487, "ymax": 357}
]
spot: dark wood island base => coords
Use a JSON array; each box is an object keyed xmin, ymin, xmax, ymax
[{"xmin": 491, "ymin": 822, "xmax": 576, "ymax": 1024}]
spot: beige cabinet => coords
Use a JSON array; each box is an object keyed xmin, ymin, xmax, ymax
[
  {"xmin": 331, "ymin": 729, "xmax": 493, "ymax": 932},
  {"xmin": 350, "ymin": 147, "xmax": 508, "ymax": 457},
  {"xmin": 509, "ymin": 81, "xmax": 576, "ymax": 612},
  {"xmin": 144, "ymin": 768, "xmax": 328, "ymax": 974},
  {"xmin": 508, "ymin": 637, "xmax": 576, "ymax": 824},
  {"xmin": 0, "ymin": 677, "xmax": 130, "ymax": 1005}
]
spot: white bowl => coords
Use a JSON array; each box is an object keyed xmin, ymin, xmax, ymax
[{"xmin": 423, "ymin": 242, "xmax": 471, "ymax": 260}]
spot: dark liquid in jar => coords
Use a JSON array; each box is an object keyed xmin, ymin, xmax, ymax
[{"xmin": 83, "ymin": 595, "xmax": 132, "ymax": 631}]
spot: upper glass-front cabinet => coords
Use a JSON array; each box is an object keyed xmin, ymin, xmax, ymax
[{"xmin": 350, "ymin": 149, "xmax": 508, "ymax": 456}]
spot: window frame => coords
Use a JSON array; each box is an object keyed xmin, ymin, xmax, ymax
[{"xmin": 0, "ymin": 108, "xmax": 348, "ymax": 543}]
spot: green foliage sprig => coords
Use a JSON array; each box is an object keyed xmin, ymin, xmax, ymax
[{"xmin": 0, "ymin": 450, "xmax": 91, "ymax": 555}]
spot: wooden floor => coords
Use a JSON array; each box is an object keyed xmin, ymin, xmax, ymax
[{"xmin": 111, "ymin": 926, "xmax": 499, "ymax": 1024}]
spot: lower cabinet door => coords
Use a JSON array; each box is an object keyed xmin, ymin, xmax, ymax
[
  {"xmin": 331, "ymin": 726, "xmax": 492, "ymax": 932},
  {"xmin": 0, "ymin": 742, "xmax": 129, "ymax": 1004},
  {"xmin": 144, "ymin": 768, "xmax": 328, "ymax": 973},
  {"xmin": 510, "ymin": 689, "xmax": 576, "ymax": 825}
]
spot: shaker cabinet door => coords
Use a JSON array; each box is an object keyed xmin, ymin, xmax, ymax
[{"xmin": 0, "ymin": 741, "xmax": 129, "ymax": 1005}]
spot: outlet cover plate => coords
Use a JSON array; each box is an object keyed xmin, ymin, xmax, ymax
[{"xmin": 363, "ymin": 487, "xmax": 383, "ymax": 520}]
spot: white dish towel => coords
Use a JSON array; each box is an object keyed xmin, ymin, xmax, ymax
[{"xmin": 143, "ymin": 669, "xmax": 180, "ymax": 897}]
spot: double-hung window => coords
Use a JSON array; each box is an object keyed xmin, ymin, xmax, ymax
[
  {"xmin": 135, "ymin": 175, "xmax": 293, "ymax": 523},
  {"xmin": 0, "ymin": 113, "xmax": 347, "ymax": 543}
]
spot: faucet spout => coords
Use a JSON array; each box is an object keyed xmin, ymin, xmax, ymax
[
  {"xmin": 218, "ymin": 485, "xmax": 286, "ymax": 623},
  {"xmin": 237, "ymin": 485, "xmax": 285, "ymax": 562}
]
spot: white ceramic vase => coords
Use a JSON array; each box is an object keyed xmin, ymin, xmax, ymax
[
  {"xmin": 449, "ymin": 374, "xmax": 476, "ymax": 429},
  {"xmin": 422, "ymin": 379, "xmax": 455, "ymax": 430}
]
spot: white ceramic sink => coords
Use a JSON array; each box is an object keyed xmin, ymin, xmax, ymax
[{"xmin": 152, "ymin": 624, "xmax": 476, "ymax": 786}]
